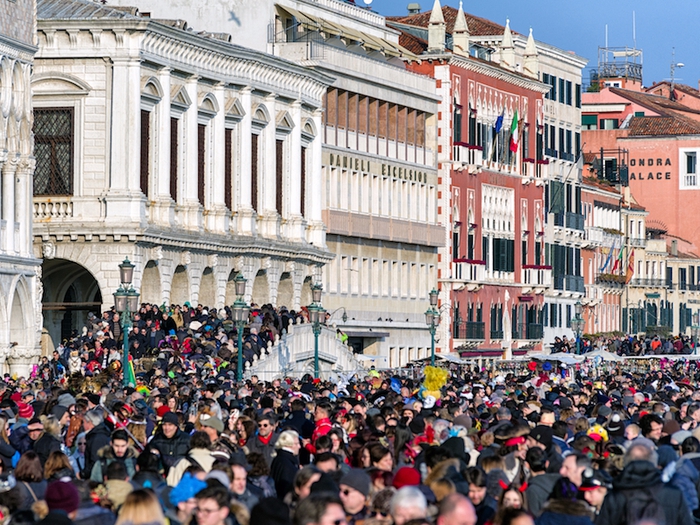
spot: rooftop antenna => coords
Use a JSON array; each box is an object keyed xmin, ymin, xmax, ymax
[
  {"xmin": 670, "ymin": 48, "xmax": 684, "ymax": 100},
  {"xmin": 605, "ymin": 24, "xmax": 608, "ymax": 48},
  {"xmin": 632, "ymin": 11, "xmax": 636, "ymax": 48}
]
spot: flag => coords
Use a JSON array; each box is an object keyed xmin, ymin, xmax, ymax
[
  {"xmin": 612, "ymin": 244, "xmax": 625, "ymax": 274},
  {"xmin": 599, "ymin": 238, "xmax": 616, "ymax": 273},
  {"xmin": 509, "ymin": 110, "xmax": 519, "ymax": 152},
  {"xmin": 625, "ymin": 249, "xmax": 635, "ymax": 283},
  {"xmin": 125, "ymin": 354, "xmax": 136, "ymax": 387},
  {"xmin": 494, "ymin": 110, "xmax": 504, "ymax": 133}
]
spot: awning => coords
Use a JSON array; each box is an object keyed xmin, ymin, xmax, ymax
[
  {"xmin": 280, "ymin": 6, "xmax": 318, "ymax": 27},
  {"xmin": 344, "ymin": 330, "xmax": 390, "ymax": 338}
]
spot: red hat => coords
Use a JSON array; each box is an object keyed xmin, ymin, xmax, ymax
[
  {"xmin": 17, "ymin": 402, "xmax": 33, "ymax": 420},
  {"xmin": 156, "ymin": 406, "xmax": 170, "ymax": 419},
  {"xmin": 392, "ymin": 467, "xmax": 421, "ymax": 489}
]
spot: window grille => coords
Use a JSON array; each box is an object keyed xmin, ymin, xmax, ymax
[{"xmin": 33, "ymin": 108, "xmax": 74, "ymax": 195}]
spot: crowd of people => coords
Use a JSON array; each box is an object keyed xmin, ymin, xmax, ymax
[
  {"xmin": 552, "ymin": 333, "xmax": 696, "ymax": 356},
  {"xmin": 2, "ymin": 303, "xmax": 700, "ymax": 525}
]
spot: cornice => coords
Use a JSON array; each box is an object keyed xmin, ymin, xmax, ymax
[{"xmin": 0, "ymin": 33, "xmax": 37, "ymax": 62}]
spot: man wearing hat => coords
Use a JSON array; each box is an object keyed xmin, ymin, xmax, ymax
[
  {"xmin": 38, "ymin": 480, "xmax": 81, "ymax": 525},
  {"xmin": 339, "ymin": 469, "xmax": 371, "ymax": 525},
  {"xmin": 579, "ymin": 468, "xmax": 612, "ymax": 517},
  {"xmin": 149, "ymin": 411, "xmax": 191, "ymax": 474}
]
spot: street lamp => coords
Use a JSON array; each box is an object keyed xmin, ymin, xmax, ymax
[
  {"xmin": 231, "ymin": 274, "xmax": 250, "ymax": 382},
  {"xmin": 113, "ymin": 258, "xmax": 140, "ymax": 387},
  {"xmin": 425, "ymin": 288, "xmax": 440, "ymax": 366},
  {"xmin": 571, "ymin": 300, "xmax": 585, "ymax": 355},
  {"xmin": 691, "ymin": 313, "xmax": 700, "ymax": 355},
  {"xmin": 308, "ymin": 282, "xmax": 326, "ymax": 378}
]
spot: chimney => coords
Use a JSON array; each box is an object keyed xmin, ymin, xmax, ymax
[
  {"xmin": 671, "ymin": 239, "xmax": 678, "ymax": 256},
  {"xmin": 452, "ymin": 1, "xmax": 470, "ymax": 57},
  {"xmin": 499, "ymin": 19, "xmax": 515, "ymax": 70},
  {"xmin": 522, "ymin": 28, "xmax": 539, "ymax": 79},
  {"xmin": 407, "ymin": 2, "xmax": 421, "ymax": 14},
  {"xmin": 427, "ymin": 0, "xmax": 445, "ymax": 53}
]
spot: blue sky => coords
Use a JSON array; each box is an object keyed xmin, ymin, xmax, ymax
[{"xmin": 368, "ymin": 0, "xmax": 700, "ymax": 89}]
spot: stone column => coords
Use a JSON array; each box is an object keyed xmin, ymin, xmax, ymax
[
  {"xmin": 285, "ymin": 100, "xmax": 304, "ymax": 242},
  {"xmin": 258, "ymin": 95, "xmax": 279, "ymax": 239},
  {"xmin": 237, "ymin": 87, "xmax": 255, "ymax": 236},
  {"xmin": 153, "ymin": 67, "xmax": 174, "ymax": 226},
  {"xmin": 307, "ymin": 109, "xmax": 325, "ymax": 248},
  {"xmin": 15, "ymin": 158, "xmax": 34, "ymax": 258},
  {"xmin": 105, "ymin": 58, "xmax": 145, "ymax": 222},
  {"xmin": 2, "ymin": 158, "xmax": 17, "ymax": 254},
  {"xmin": 205, "ymin": 84, "xmax": 227, "ymax": 234},
  {"xmin": 181, "ymin": 75, "xmax": 202, "ymax": 230}
]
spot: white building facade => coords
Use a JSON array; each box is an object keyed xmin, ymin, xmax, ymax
[
  {"xmin": 107, "ymin": 0, "xmax": 441, "ymax": 368},
  {"xmin": 35, "ymin": 0, "xmax": 334, "ymax": 350},
  {"xmin": 0, "ymin": 0, "xmax": 42, "ymax": 375}
]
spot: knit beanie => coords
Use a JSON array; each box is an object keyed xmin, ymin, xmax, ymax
[
  {"xmin": 45, "ymin": 481, "xmax": 80, "ymax": 514},
  {"xmin": 392, "ymin": 467, "xmax": 421, "ymax": 489},
  {"xmin": 339, "ymin": 469, "xmax": 371, "ymax": 497},
  {"xmin": 169, "ymin": 473, "xmax": 207, "ymax": 507}
]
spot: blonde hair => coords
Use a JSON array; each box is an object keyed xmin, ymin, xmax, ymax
[
  {"xmin": 115, "ymin": 489, "xmax": 166, "ymax": 525},
  {"xmin": 275, "ymin": 429, "xmax": 300, "ymax": 449},
  {"xmin": 40, "ymin": 415, "xmax": 61, "ymax": 439}
]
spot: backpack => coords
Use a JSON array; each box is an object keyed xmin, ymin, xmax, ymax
[{"xmin": 622, "ymin": 487, "xmax": 666, "ymax": 525}]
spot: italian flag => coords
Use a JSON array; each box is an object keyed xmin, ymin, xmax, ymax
[{"xmin": 509, "ymin": 110, "xmax": 519, "ymax": 152}]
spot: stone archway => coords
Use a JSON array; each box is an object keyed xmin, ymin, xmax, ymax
[
  {"xmin": 199, "ymin": 268, "xmax": 216, "ymax": 307},
  {"xmin": 300, "ymin": 276, "xmax": 313, "ymax": 307},
  {"xmin": 171, "ymin": 265, "xmax": 190, "ymax": 306},
  {"xmin": 42, "ymin": 259, "xmax": 102, "ymax": 351},
  {"xmin": 277, "ymin": 272, "xmax": 293, "ymax": 309},
  {"xmin": 9, "ymin": 287, "xmax": 27, "ymax": 350},
  {"xmin": 141, "ymin": 261, "xmax": 161, "ymax": 305},
  {"xmin": 224, "ymin": 269, "xmax": 241, "ymax": 306},
  {"xmin": 252, "ymin": 270, "xmax": 269, "ymax": 306}
]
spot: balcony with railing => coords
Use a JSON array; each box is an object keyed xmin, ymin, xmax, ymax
[
  {"xmin": 566, "ymin": 275, "xmax": 585, "ymax": 293},
  {"xmin": 545, "ymin": 147, "xmax": 558, "ymax": 158},
  {"xmin": 629, "ymin": 237, "xmax": 646, "ymax": 248},
  {"xmin": 34, "ymin": 197, "xmax": 74, "ymax": 220},
  {"xmin": 490, "ymin": 330, "xmax": 504, "ymax": 340},
  {"xmin": 453, "ymin": 143, "xmax": 484, "ymax": 168},
  {"xmin": 452, "ymin": 259, "xmax": 486, "ymax": 283},
  {"xmin": 629, "ymin": 278, "xmax": 666, "ymax": 288},
  {"xmin": 523, "ymin": 265, "xmax": 553, "ymax": 291},
  {"xmin": 559, "ymin": 151, "xmax": 576, "ymax": 162},
  {"xmin": 512, "ymin": 323, "xmax": 544, "ymax": 340},
  {"xmin": 454, "ymin": 321, "xmax": 485, "ymax": 341},
  {"xmin": 566, "ymin": 212, "xmax": 585, "ymax": 231},
  {"xmin": 586, "ymin": 226, "xmax": 605, "ymax": 245}
]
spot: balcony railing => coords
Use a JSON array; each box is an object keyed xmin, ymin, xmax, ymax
[
  {"xmin": 566, "ymin": 275, "xmax": 585, "ymax": 293},
  {"xmin": 512, "ymin": 323, "xmax": 545, "ymax": 340},
  {"xmin": 553, "ymin": 213, "xmax": 565, "ymax": 227},
  {"xmin": 452, "ymin": 260, "xmax": 486, "ymax": 282},
  {"xmin": 586, "ymin": 226, "xmax": 605, "ymax": 244},
  {"xmin": 559, "ymin": 151, "xmax": 576, "ymax": 162},
  {"xmin": 34, "ymin": 197, "xmax": 74, "ymax": 220},
  {"xmin": 566, "ymin": 212, "xmax": 585, "ymax": 231},
  {"xmin": 544, "ymin": 147, "xmax": 558, "ymax": 158},
  {"xmin": 454, "ymin": 321, "xmax": 485, "ymax": 340},
  {"xmin": 554, "ymin": 274, "xmax": 564, "ymax": 290},
  {"xmin": 453, "ymin": 143, "xmax": 483, "ymax": 167},
  {"xmin": 523, "ymin": 265, "xmax": 553, "ymax": 287},
  {"xmin": 629, "ymin": 237, "xmax": 646, "ymax": 248},
  {"xmin": 629, "ymin": 278, "xmax": 666, "ymax": 288},
  {"xmin": 490, "ymin": 330, "xmax": 504, "ymax": 340}
]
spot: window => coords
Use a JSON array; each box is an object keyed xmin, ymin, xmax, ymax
[
  {"xmin": 566, "ymin": 80, "xmax": 573, "ymax": 105},
  {"xmin": 559, "ymin": 78, "xmax": 565, "ymax": 104},
  {"xmin": 300, "ymin": 147, "xmax": 307, "ymax": 217},
  {"xmin": 542, "ymin": 73, "xmax": 550, "ymax": 99},
  {"xmin": 224, "ymin": 128, "xmax": 233, "ymax": 210},
  {"xmin": 197, "ymin": 124, "xmax": 206, "ymax": 207},
  {"xmin": 140, "ymin": 110, "xmax": 151, "ymax": 197},
  {"xmin": 276, "ymin": 139, "xmax": 284, "ymax": 215},
  {"xmin": 251, "ymin": 134, "xmax": 259, "ymax": 212},
  {"xmin": 170, "ymin": 117, "xmax": 179, "ymax": 202},
  {"xmin": 575, "ymin": 84, "xmax": 581, "ymax": 108},
  {"xmin": 685, "ymin": 152, "xmax": 697, "ymax": 187},
  {"xmin": 453, "ymin": 105, "xmax": 462, "ymax": 143},
  {"xmin": 34, "ymin": 108, "xmax": 74, "ymax": 195},
  {"xmin": 600, "ymin": 119, "xmax": 619, "ymax": 130}
]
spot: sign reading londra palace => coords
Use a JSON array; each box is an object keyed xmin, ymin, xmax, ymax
[
  {"xmin": 325, "ymin": 152, "xmax": 435, "ymax": 184},
  {"xmin": 629, "ymin": 156, "xmax": 673, "ymax": 181}
]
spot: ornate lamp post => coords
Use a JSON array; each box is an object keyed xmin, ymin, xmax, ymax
[
  {"xmin": 571, "ymin": 300, "xmax": 585, "ymax": 355},
  {"xmin": 425, "ymin": 288, "xmax": 440, "ymax": 366},
  {"xmin": 113, "ymin": 258, "xmax": 140, "ymax": 387},
  {"xmin": 308, "ymin": 283, "xmax": 326, "ymax": 379},
  {"xmin": 691, "ymin": 313, "xmax": 700, "ymax": 355},
  {"xmin": 231, "ymin": 274, "xmax": 250, "ymax": 382}
]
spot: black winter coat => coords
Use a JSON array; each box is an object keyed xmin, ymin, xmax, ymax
[
  {"xmin": 148, "ymin": 429, "xmax": 191, "ymax": 471},
  {"xmin": 270, "ymin": 449, "xmax": 299, "ymax": 499},
  {"xmin": 33, "ymin": 432, "xmax": 61, "ymax": 467},
  {"xmin": 596, "ymin": 460, "xmax": 693, "ymax": 525},
  {"xmin": 84, "ymin": 423, "xmax": 111, "ymax": 479}
]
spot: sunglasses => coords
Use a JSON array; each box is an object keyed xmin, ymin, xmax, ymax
[{"xmin": 259, "ymin": 423, "xmax": 271, "ymax": 428}]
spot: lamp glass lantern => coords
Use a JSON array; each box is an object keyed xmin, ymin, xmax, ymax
[
  {"xmin": 232, "ymin": 303, "xmax": 250, "ymax": 323},
  {"xmin": 126, "ymin": 288, "xmax": 140, "ymax": 313},
  {"xmin": 114, "ymin": 286, "xmax": 127, "ymax": 313},
  {"xmin": 429, "ymin": 288, "xmax": 439, "ymax": 307},
  {"xmin": 311, "ymin": 283, "xmax": 323, "ymax": 304},
  {"xmin": 575, "ymin": 301, "xmax": 583, "ymax": 317},
  {"xmin": 234, "ymin": 274, "xmax": 246, "ymax": 298},
  {"xmin": 118, "ymin": 258, "xmax": 135, "ymax": 286}
]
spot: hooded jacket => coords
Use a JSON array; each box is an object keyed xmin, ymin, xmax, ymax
[
  {"xmin": 84, "ymin": 422, "xmax": 111, "ymax": 478},
  {"xmin": 596, "ymin": 460, "xmax": 693, "ymax": 525},
  {"xmin": 526, "ymin": 473, "xmax": 561, "ymax": 516},
  {"xmin": 89, "ymin": 444, "xmax": 138, "ymax": 482}
]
